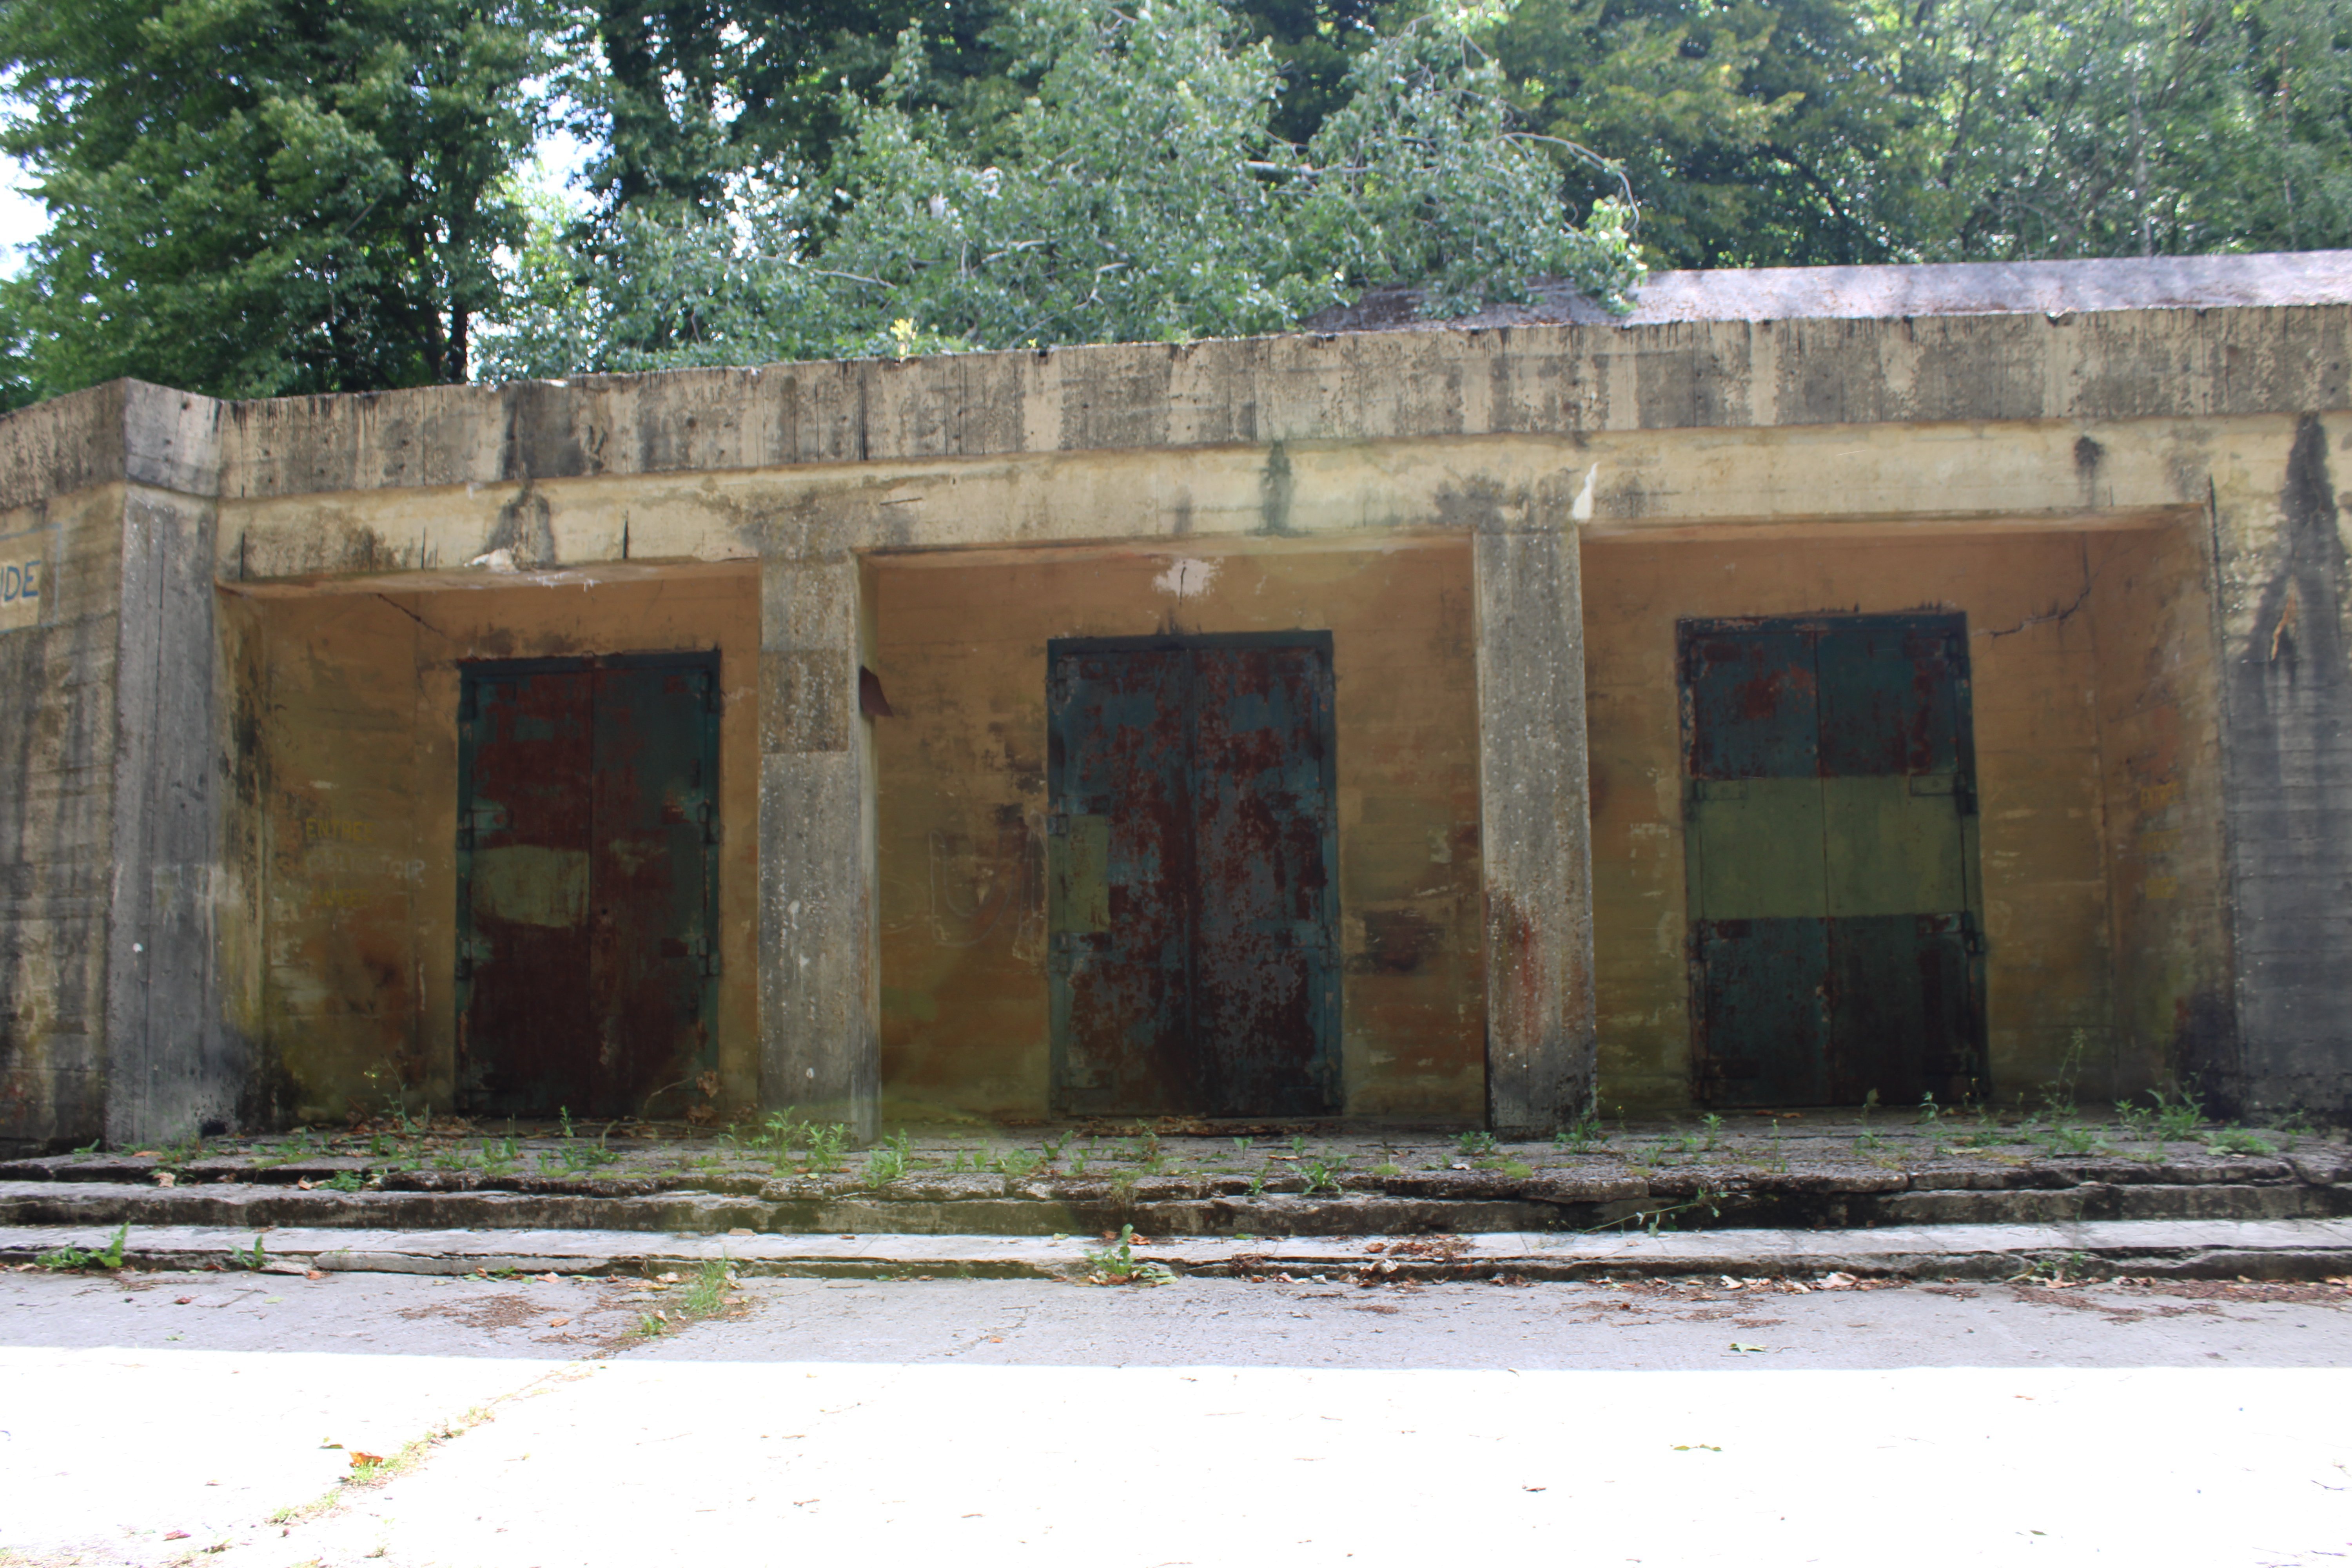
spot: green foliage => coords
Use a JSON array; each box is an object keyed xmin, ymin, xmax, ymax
[
  {"xmin": 2152, "ymin": 1085, "xmax": 2208, "ymax": 1141},
  {"xmin": 16, "ymin": 0, "xmax": 2352, "ymax": 406},
  {"xmin": 1079, "ymin": 1223, "xmax": 1173, "ymax": 1284},
  {"xmin": 1908, "ymin": 0, "xmax": 2352, "ymax": 261},
  {"xmin": 36, "ymin": 1222, "xmax": 129, "ymax": 1271},
  {"xmin": 1, "ymin": 0, "xmax": 545, "ymax": 397},
  {"xmin": 2207, "ymin": 1127, "xmax": 2278, "ymax": 1156},
  {"xmin": 478, "ymin": 0, "xmax": 1642, "ymax": 376},
  {"xmin": 867, "ymin": 1132, "xmax": 912, "ymax": 1185}
]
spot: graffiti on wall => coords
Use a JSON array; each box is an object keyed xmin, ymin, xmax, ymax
[{"xmin": 0, "ymin": 536, "xmax": 44, "ymax": 633}]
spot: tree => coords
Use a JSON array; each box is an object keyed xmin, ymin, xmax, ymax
[
  {"xmin": 1494, "ymin": 0, "xmax": 1934, "ymax": 269},
  {"xmin": 1912, "ymin": 0, "xmax": 2352, "ymax": 260},
  {"xmin": 0, "ymin": 0, "xmax": 544, "ymax": 398},
  {"xmin": 479, "ymin": 0, "xmax": 1643, "ymax": 377}
]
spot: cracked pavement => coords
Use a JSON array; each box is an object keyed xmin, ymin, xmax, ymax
[{"xmin": 4, "ymin": 1265, "xmax": 2351, "ymax": 1566}]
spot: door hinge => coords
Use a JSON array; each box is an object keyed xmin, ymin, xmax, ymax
[
  {"xmin": 1960, "ymin": 912, "xmax": 1987, "ymax": 956},
  {"xmin": 687, "ymin": 933, "xmax": 720, "ymax": 977}
]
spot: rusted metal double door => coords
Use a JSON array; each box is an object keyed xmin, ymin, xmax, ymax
[
  {"xmin": 1682, "ymin": 615, "xmax": 1984, "ymax": 1107},
  {"xmin": 456, "ymin": 655, "xmax": 720, "ymax": 1119},
  {"xmin": 1047, "ymin": 633, "xmax": 1339, "ymax": 1118}
]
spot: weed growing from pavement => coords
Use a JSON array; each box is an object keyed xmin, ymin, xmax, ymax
[
  {"xmin": 2031, "ymin": 1119, "xmax": 2105, "ymax": 1158},
  {"xmin": 1078, "ymin": 1225, "xmax": 1172, "ymax": 1286},
  {"xmin": 272, "ymin": 1401, "xmax": 506, "ymax": 1528},
  {"xmin": 1553, "ymin": 1109, "xmax": 1605, "ymax": 1152},
  {"xmin": 866, "ymin": 1133, "xmax": 912, "ymax": 1185},
  {"xmin": 802, "ymin": 1123, "xmax": 850, "ymax": 1173},
  {"xmin": 1456, "ymin": 1129, "xmax": 1498, "ymax": 1158},
  {"xmin": 683, "ymin": 1258, "xmax": 736, "ymax": 1315},
  {"xmin": 1579, "ymin": 1184, "xmax": 1724, "ymax": 1237},
  {"xmin": 631, "ymin": 1259, "xmax": 740, "ymax": 1336},
  {"xmin": 1301, "ymin": 1157, "xmax": 1344, "ymax": 1196},
  {"xmin": 2151, "ymin": 1085, "xmax": 2207, "ymax": 1142},
  {"xmin": 2009, "ymin": 1250, "xmax": 2098, "ymax": 1285},
  {"xmin": 1700, "ymin": 1112, "xmax": 1724, "ymax": 1151},
  {"xmin": 2208, "ymin": 1127, "xmax": 2278, "ymax": 1157},
  {"xmin": 36, "ymin": 1221, "xmax": 128, "ymax": 1271}
]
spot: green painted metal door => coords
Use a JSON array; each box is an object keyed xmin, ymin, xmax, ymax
[
  {"xmin": 1682, "ymin": 616, "xmax": 1983, "ymax": 1107},
  {"xmin": 1046, "ymin": 634, "xmax": 1339, "ymax": 1118},
  {"xmin": 457, "ymin": 655, "xmax": 720, "ymax": 1120}
]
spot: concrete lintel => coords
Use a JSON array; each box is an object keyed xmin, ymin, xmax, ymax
[
  {"xmin": 757, "ymin": 555, "xmax": 879, "ymax": 1140},
  {"xmin": 1473, "ymin": 479, "xmax": 1597, "ymax": 1135}
]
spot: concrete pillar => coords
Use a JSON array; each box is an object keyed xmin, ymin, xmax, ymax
[
  {"xmin": 2218, "ymin": 414, "xmax": 2352, "ymax": 1120},
  {"xmin": 103, "ymin": 482, "xmax": 239, "ymax": 1147},
  {"xmin": 757, "ymin": 553, "xmax": 880, "ymax": 1141},
  {"xmin": 1472, "ymin": 488, "xmax": 1597, "ymax": 1136}
]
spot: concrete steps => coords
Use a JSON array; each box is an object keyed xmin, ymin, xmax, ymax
[{"xmin": 4, "ymin": 1149, "xmax": 2346, "ymax": 1238}]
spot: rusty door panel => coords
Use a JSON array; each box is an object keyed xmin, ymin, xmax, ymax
[
  {"xmin": 1047, "ymin": 646, "xmax": 1192, "ymax": 1114},
  {"xmin": 458, "ymin": 655, "xmax": 719, "ymax": 1120},
  {"xmin": 1826, "ymin": 913, "xmax": 1974, "ymax": 1105},
  {"xmin": 1191, "ymin": 642, "xmax": 1339, "ymax": 1116},
  {"xmin": 456, "ymin": 668, "xmax": 595, "ymax": 1116},
  {"xmin": 1684, "ymin": 627, "xmax": 1820, "ymax": 779},
  {"xmin": 1693, "ymin": 917, "xmax": 1830, "ymax": 1106},
  {"xmin": 1682, "ymin": 615, "xmax": 1982, "ymax": 1107},
  {"xmin": 586, "ymin": 662, "xmax": 719, "ymax": 1118},
  {"xmin": 1047, "ymin": 633, "xmax": 1338, "ymax": 1118}
]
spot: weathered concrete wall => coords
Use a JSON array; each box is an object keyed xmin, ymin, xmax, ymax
[
  {"xmin": 1581, "ymin": 524, "xmax": 2229, "ymax": 1113},
  {"xmin": 3, "ymin": 300, "xmax": 2348, "ymax": 1139},
  {"xmin": 0, "ymin": 382, "xmax": 232, "ymax": 1151},
  {"xmin": 2213, "ymin": 413, "xmax": 2352, "ymax": 1118},
  {"xmin": 2085, "ymin": 522, "xmax": 2232, "ymax": 1107},
  {"xmin": 225, "ymin": 568, "xmax": 760, "ymax": 1124},
  {"xmin": 0, "ymin": 482, "xmax": 126, "ymax": 1148},
  {"xmin": 870, "ymin": 541, "xmax": 1486, "ymax": 1123},
  {"xmin": 198, "ymin": 307, "xmax": 2352, "ymax": 514}
]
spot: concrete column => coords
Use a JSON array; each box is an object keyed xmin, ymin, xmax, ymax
[
  {"xmin": 2218, "ymin": 414, "xmax": 2352, "ymax": 1120},
  {"xmin": 103, "ymin": 484, "xmax": 239, "ymax": 1146},
  {"xmin": 758, "ymin": 553, "xmax": 880, "ymax": 1141},
  {"xmin": 1472, "ymin": 488, "xmax": 1597, "ymax": 1136}
]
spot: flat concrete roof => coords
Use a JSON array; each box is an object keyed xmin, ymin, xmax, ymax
[{"xmin": 1303, "ymin": 250, "xmax": 2352, "ymax": 332}]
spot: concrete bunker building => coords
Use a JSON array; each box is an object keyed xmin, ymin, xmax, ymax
[{"xmin": 5, "ymin": 252, "xmax": 2352, "ymax": 1151}]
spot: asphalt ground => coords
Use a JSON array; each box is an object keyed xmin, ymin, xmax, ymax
[{"xmin": 4, "ymin": 1265, "xmax": 2349, "ymax": 1567}]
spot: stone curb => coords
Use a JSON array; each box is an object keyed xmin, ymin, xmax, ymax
[
  {"xmin": 7, "ymin": 1218, "xmax": 2352, "ymax": 1283},
  {"xmin": 7, "ymin": 1177, "xmax": 2347, "ymax": 1238}
]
